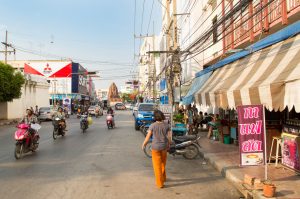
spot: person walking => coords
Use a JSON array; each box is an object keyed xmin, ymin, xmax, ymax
[{"xmin": 142, "ymin": 110, "xmax": 172, "ymax": 188}]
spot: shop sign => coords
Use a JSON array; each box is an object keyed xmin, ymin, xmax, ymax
[
  {"xmin": 237, "ymin": 105, "xmax": 266, "ymax": 166},
  {"xmin": 281, "ymin": 132, "xmax": 300, "ymax": 172}
]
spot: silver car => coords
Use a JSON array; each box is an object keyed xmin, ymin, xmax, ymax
[{"xmin": 38, "ymin": 107, "xmax": 53, "ymax": 121}]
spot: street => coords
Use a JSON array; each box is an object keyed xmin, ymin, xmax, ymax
[{"xmin": 0, "ymin": 111, "xmax": 242, "ymax": 199}]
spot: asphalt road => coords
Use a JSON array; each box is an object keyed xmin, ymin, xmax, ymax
[{"xmin": 0, "ymin": 111, "xmax": 242, "ymax": 199}]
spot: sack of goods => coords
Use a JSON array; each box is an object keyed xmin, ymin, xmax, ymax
[{"xmin": 87, "ymin": 116, "xmax": 93, "ymax": 125}]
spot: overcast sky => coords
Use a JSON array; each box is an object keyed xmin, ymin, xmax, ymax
[{"xmin": 0, "ymin": 0, "xmax": 161, "ymax": 89}]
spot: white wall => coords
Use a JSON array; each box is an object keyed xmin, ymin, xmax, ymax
[{"xmin": 2, "ymin": 75, "xmax": 50, "ymax": 120}]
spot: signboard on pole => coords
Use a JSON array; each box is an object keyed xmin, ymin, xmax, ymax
[
  {"xmin": 158, "ymin": 104, "xmax": 172, "ymax": 124},
  {"xmin": 237, "ymin": 105, "xmax": 266, "ymax": 166}
]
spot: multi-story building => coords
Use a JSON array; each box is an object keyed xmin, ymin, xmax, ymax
[
  {"xmin": 159, "ymin": 0, "xmax": 300, "ymax": 107},
  {"xmin": 8, "ymin": 60, "xmax": 93, "ymax": 106}
]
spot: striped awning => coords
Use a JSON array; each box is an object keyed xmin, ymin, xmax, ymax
[{"xmin": 195, "ymin": 34, "xmax": 300, "ymax": 112}]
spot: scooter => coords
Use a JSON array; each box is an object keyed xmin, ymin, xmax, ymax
[
  {"xmin": 52, "ymin": 117, "xmax": 65, "ymax": 140},
  {"xmin": 144, "ymin": 135, "xmax": 201, "ymax": 159},
  {"xmin": 80, "ymin": 114, "xmax": 89, "ymax": 133},
  {"xmin": 106, "ymin": 114, "xmax": 115, "ymax": 129},
  {"xmin": 14, "ymin": 123, "xmax": 41, "ymax": 159}
]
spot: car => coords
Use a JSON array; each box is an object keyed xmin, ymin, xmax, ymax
[
  {"xmin": 134, "ymin": 103, "xmax": 157, "ymax": 130},
  {"xmin": 38, "ymin": 107, "xmax": 53, "ymax": 121},
  {"xmin": 115, "ymin": 103, "xmax": 126, "ymax": 110},
  {"xmin": 88, "ymin": 106, "xmax": 97, "ymax": 116},
  {"xmin": 125, "ymin": 103, "xmax": 132, "ymax": 110}
]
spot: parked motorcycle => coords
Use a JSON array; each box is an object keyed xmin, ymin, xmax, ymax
[
  {"xmin": 140, "ymin": 121, "xmax": 153, "ymax": 136},
  {"xmin": 14, "ymin": 123, "xmax": 41, "ymax": 159},
  {"xmin": 52, "ymin": 116, "xmax": 65, "ymax": 140},
  {"xmin": 80, "ymin": 114, "xmax": 89, "ymax": 133},
  {"xmin": 144, "ymin": 135, "xmax": 201, "ymax": 159},
  {"xmin": 106, "ymin": 114, "xmax": 115, "ymax": 129}
]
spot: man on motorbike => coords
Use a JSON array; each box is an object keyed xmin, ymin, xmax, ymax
[
  {"xmin": 106, "ymin": 107, "xmax": 115, "ymax": 126},
  {"xmin": 54, "ymin": 107, "xmax": 67, "ymax": 131},
  {"xmin": 107, "ymin": 107, "xmax": 114, "ymax": 116},
  {"xmin": 20, "ymin": 107, "xmax": 39, "ymax": 148}
]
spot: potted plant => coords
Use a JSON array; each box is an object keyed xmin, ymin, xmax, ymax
[{"xmin": 263, "ymin": 180, "xmax": 276, "ymax": 198}]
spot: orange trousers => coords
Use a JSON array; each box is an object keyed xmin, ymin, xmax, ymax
[{"xmin": 152, "ymin": 149, "xmax": 167, "ymax": 188}]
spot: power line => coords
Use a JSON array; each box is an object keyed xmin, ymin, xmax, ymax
[
  {"xmin": 140, "ymin": 0, "xmax": 146, "ymax": 35},
  {"xmin": 146, "ymin": 0, "xmax": 155, "ymax": 35},
  {"xmin": 182, "ymin": 0, "xmax": 279, "ymax": 63},
  {"xmin": 12, "ymin": 44, "xmax": 134, "ymax": 67}
]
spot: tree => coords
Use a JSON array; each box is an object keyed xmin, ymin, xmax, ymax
[{"xmin": 0, "ymin": 62, "xmax": 25, "ymax": 102}]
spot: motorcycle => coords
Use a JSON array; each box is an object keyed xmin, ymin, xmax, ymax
[
  {"xmin": 106, "ymin": 114, "xmax": 115, "ymax": 129},
  {"xmin": 52, "ymin": 117, "xmax": 65, "ymax": 140},
  {"xmin": 140, "ymin": 121, "xmax": 153, "ymax": 136},
  {"xmin": 144, "ymin": 135, "xmax": 201, "ymax": 160},
  {"xmin": 80, "ymin": 114, "xmax": 89, "ymax": 133},
  {"xmin": 64, "ymin": 109, "xmax": 70, "ymax": 118},
  {"xmin": 14, "ymin": 123, "xmax": 41, "ymax": 159}
]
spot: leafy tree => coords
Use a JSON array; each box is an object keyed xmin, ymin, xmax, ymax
[{"xmin": 0, "ymin": 62, "xmax": 25, "ymax": 102}]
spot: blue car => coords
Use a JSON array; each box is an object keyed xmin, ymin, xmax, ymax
[{"xmin": 134, "ymin": 103, "xmax": 156, "ymax": 130}]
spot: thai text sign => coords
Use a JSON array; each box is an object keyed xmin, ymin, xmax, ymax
[{"xmin": 237, "ymin": 105, "xmax": 265, "ymax": 166}]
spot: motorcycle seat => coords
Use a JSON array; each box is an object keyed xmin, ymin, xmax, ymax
[{"xmin": 173, "ymin": 135, "xmax": 197, "ymax": 142}]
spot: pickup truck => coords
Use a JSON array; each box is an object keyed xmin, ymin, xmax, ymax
[{"xmin": 134, "ymin": 103, "xmax": 156, "ymax": 130}]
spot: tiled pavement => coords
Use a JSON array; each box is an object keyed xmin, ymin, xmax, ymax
[{"xmin": 197, "ymin": 130, "xmax": 300, "ymax": 199}]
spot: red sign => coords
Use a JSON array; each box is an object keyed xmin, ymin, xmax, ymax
[{"xmin": 237, "ymin": 105, "xmax": 266, "ymax": 166}]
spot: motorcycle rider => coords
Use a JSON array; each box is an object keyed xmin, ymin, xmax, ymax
[
  {"xmin": 107, "ymin": 107, "xmax": 115, "ymax": 126},
  {"xmin": 54, "ymin": 107, "xmax": 67, "ymax": 131},
  {"xmin": 20, "ymin": 107, "xmax": 39, "ymax": 148},
  {"xmin": 107, "ymin": 107, "xmax": 114, "ymax": 116}
]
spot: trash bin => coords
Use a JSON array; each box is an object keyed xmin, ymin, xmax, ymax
[{"xmin": 224, "ymin": 135, "xmax": 231, "ymax": 144}]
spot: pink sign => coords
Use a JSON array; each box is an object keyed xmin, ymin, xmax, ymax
[{"xmin": 237, "ymin": 105, "xmax": 266, "ymax": 166}]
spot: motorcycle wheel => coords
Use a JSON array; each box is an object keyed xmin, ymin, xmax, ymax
[
  {"xmin": 14, "ymin": 143, "xmax": 23, "ymax": 159},
  {"xmin": 53, "ymin": 129, "xmax": 58, "ymax": 140},
  {"xmin": 183, "ymin": 144, "xmax": 199, "ymax": 159},
  {"xmin": 143, "ymin": 142, "xmax": 152, "ymax": 158},
  {"xmin": 82, "ymin": 124, "xmax": 86, "ymax": 133}
]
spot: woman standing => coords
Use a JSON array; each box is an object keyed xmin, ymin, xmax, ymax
[{"xmin": 142, "ymin": 110, "xmax": 172, "ymax": 188}]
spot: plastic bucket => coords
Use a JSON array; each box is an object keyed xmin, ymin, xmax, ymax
[{"xmin": 224, "ymin": 135, "xmax": 231, "ymax": 144}]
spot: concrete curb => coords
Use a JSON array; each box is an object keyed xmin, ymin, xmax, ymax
[{"xmin": 199, "ymin": 148, "xmax": 275, "ymax": 199}]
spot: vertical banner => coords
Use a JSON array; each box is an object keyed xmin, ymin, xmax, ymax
[
  {"xmin": 63, "ymin": 97, "xmax": 71, "ymax": 114},
  {"xmin": 237, "ymin": 105, "xmax": 266, "ymax": 166}
]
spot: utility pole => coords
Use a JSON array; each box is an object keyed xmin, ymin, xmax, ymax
[
  {"xmin": 1, "ymin": 31, "xmax": 16, "ymax": 64},
  {"xmin": 152, "ymin": 21, "xmax": 156, "ymax": 104}
]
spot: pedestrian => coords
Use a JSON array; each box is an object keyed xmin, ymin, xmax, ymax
[
  {"xmin": 35, "ymin": 105, "xmax": 39, "ymax": 116},
  {"xmin": 192, "ymin": 104, "xmax": 198, "ymax": 116},
  {"xmin": 197, "ymin": 111, "xmax": 204, "ymax": 129},
  {"xmin": 187, "ymin": 105, "xmax": 194, "ymax": 134},
  {"xmin": 142, "ymin": 110, "xmax": 172, "ymax": 189}
]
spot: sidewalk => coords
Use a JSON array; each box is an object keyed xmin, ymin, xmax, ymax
[
  {"xmin": 197, "ymin": 131, "xmax": 300, "ymax": 199},
  {"xmin": 0, "ymin": 119, "xmax": 19, "ymax": 126}
]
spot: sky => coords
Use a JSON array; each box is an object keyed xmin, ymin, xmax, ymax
[{"xmin": 0, "ymin": 0, "xmax": 162, "ymax": 89}]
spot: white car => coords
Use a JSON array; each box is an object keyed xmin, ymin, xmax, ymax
[{"xmin": 125, "ymin": 103, "xmax": 132, "ymax": 110}]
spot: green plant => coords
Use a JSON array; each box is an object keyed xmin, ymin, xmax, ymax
[
  {"xmin": 0, "ymin": 62, "xmax": 25, "ymax": 102},
  {"xmin": 173, "ymin": 113, "xmax": 184, "ymax": 123}
]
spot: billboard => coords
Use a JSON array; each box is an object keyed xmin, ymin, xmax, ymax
[{"xmin": 237, "ymin": 105, "xmax": 266, "ymax": 166}]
